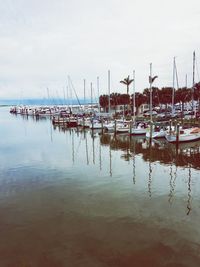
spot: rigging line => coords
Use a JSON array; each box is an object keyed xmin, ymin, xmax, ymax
[{"xmin": 68, "ymin": 76, "xmax": 82, "ymax": 107}]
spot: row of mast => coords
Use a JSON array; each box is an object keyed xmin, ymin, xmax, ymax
[{"xmin": 68, "ymin": 52, "xmax": 197, "ymax": 116}]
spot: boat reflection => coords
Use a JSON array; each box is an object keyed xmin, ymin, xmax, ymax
[
  {"xmin": 99, "ymin": 133, "xmax": 197, "ymax": 215},
  {"xmin": 20, "ymin": 118, "xmax": 198, "ymax": 216},
  {"xmin": 54, "ymin": 124, "xmax": 200, "ymax": 172},
  {"xmin": 100, "ymin": 134, "xmax": 200, "ymax": 170}
]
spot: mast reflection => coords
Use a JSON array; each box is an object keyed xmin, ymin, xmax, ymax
[
  {"xmin": 168, "ymin": 164, "xmax": 177, "ymax": 205},
  {"xmin": 187, "ymin": 165, "xmax": 192, "ymax": 215},
  {"xmin": 52, "ymin": 125, "xmax": 199, "ymax": 215}
]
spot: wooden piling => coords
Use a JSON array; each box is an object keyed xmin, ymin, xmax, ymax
[
  {"xmin": 129, "ymin": 119, "xmax": 132, "ymax": 136},
  {"xmin": 169, "ymin": 120, "xmax": 172, "ymax": 133},
  {"xmin": 114, "ymin": 120, "xmax": 117, "ymax": 135},
  {"xmin": 83, "ymin": 117, "xmax": 85, "ymax": 128},
  {"xmin": 92, "ymin": 119, "xmax": 94, "ymax": 132},
  {"xmin": 150, "ymin": 121, "xmax": 153, "ymax": 143},
  {"xmin": 176, "ymin": 123, "xmax": 180, "ymax": 144}
]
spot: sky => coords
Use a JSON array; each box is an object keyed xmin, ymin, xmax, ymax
[{"xmin": 0, "ymin": 0, "xmax": 200, "ymax": 100}]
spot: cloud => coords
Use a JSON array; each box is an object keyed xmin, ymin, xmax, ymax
[{"xmin": 0, "ymin": 0, "xmax": 200, "ymax": 98}]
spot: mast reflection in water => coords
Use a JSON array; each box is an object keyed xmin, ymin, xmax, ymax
[{"xmin": 1, "ymin": 107, "xmax": 200, "ymax": 267}]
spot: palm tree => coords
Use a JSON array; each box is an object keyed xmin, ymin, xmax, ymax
[
  {"xmin": 118, "ymin": 94, "xmax": 130, "ymax": 116},
  {"xmin": 110, "ymin": 93, "xmax": 120, "ymax": 115},
  {"xmin": 152, "ymin": 87, "xmax": 160, "ymax": 107},
  {"xmin": 143, "ymin": 88, "xmax": 150, "ymax": 102},
  {"xmin": 175, "ymin": 87, "xmax": 192, "ymax": 117},
  {"xmin": 120, "ymin": 76, "xmax": 134, "ymax": 95},
  {"xmin": 134, "ymin": 92, "xmax": 147, "ymax": 115},
  {"xmin": 159, "ymin": 87, "xmax": 173, "ymax": 113},
  {"xmin": 99, "ymin": 94, "xmax": 109, "ymax": 112}
]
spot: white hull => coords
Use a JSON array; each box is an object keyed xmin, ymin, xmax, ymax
[
  {"xmin": 130, "ymin": 128, "xmax": 147, "ymax": 135},
  {"xmin": 104, "ymin": 123, "xmax": 115, "ymax": 132},
  {"xmin": 79, "ymin": 119, "xmax": 91, "ymax": 128},
  {"xmin": 165, "ymin": 128, "xmax": 200, "ymax": 143},
  {"xmin": 146, "ymin": 129, "xmax": 166, "ymax": 139},
  {"xmin": 90, "ymin": 123, "xmax": 103, "ymax": 130},
  {"xmin": 116, "ymin": 126, "xmax": 129, "ymax": 133}
]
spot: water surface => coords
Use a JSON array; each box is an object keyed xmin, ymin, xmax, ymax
[{"xmin": 0, "ymin": 107, "xmax": 200, "ymax": 267}]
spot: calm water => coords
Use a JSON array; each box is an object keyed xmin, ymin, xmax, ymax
[{"xmin": 0, "ymin": 107, "xmax": 200, "ymax": 267}]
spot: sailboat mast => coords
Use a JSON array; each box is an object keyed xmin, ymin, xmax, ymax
[
  {"xmin": 149, "ymin": 63, "xmax": 153, "ymax": 122},
  {"xmin": 108, "ymin": 70, "xmax": 111, "ymax": 115},
  {"xmin": 192, "ymin": 51, "xmax": 195, "ymax": 111},
  {"xmin": 172, "ymin": 57, "xmax": 175, "ymax": 115},
  {"xmin": 175, "ymin": 60, "xmax": 179, "ymax": 89},
  {"xmin": 84, "ymin": 79, "xmax": 86, "ymax": 105},
  {"xmin": 90, "ymin": 82, "xmax": 93, "ymax": 107},
  {"xmin": 97, "ymin": 76, "xmax": 100, "ymax": 113},
  {"xmin": 133, "ymin": 70, "xmax": 135, "ymax": 124}
]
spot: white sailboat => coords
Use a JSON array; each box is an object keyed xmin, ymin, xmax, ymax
[
  {"xmin": 116, "ymin": 122, "xmax": 130, "ymax": 133},
  {"xmin": 165, "ymin": 127, "xmax": 200, "ymax": 143},
  {"xmin": 165, "ymin": 52, "xmax": 200, "ymax": 143},
  {"xmin": 146, "ymin": 125, "xmax": 166, "ymax": 139},
  {"xmin": 130, "ymin": 70, "xmax": 148, "ymax": 136},
  {"xmin": 131, "ymin": 122, "xmax": 148, "ymax": 135}
]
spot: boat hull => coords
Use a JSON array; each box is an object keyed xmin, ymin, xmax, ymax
[
  {"xmin": 130, "ymin": 128, "xmax": 147, "ymax": 136},
  {"xmin": 146, "ymin": 130, "xmax": 166, "ymax": 139},
  {"xmin": 165, "ymin": 133, "xmax": 200, "ymax": 143}
]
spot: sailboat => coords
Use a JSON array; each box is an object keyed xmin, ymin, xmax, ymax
[
  {"xmin": 130, "ymin": 71, "xmax": 148, "ymax": 136},
  {"xmin": 165, "ymin": 127, "xmax": 200, "ymax": 143},
  {"xmin": 165, "ymin": 52, "xmax": 200, "ymax": 143},
  {"xmin": 131, "ymin": 121, "xmax": 149, "ymax": 135},
  {"xmin": 146, "ymin": 124, "xmax": 167, "ymax": 139},
  {"xmin": 116, "ymin": 122, "xmax": 130, "ymax": 133}
]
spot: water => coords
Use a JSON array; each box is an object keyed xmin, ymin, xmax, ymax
[{"xmin": 0, "ymin": 107, "xmax": 200, "ymax": 267}]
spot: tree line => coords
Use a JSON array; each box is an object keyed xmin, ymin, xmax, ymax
[{"xmin": 99, "ymin": 82, "xmax": 200, "ymax": 114}]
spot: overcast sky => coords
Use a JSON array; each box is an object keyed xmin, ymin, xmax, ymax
[{"xmin": 0, "ymin": 0, "xmax": 200, "ymax": 99}]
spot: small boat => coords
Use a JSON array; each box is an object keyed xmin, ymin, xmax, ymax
[
  {"xmin": 146, "ymin": 125, "xmax": 167, "ymax": 139},
  {"xmin": 116, "ymin": 120, "xmax": 130, "ymax": 133},
  {"xmin": 79, "ymin": 118, "xmax": 91, "ymax": 128},
  {"xmin": 90, "ymin": 120, "xmax": 103, "ymax": 130},
  {"xmin": 104, "ymin": 122, "xmax": 115, "ymax": 132},
  {"xmin": 130, "ymin": 122, "xmax": 148, "ymax": 136},
  {"xmin": 116, "ymin": 123, "xmax": 130, "ymax": 133},
  {"xmin": 165, "ymin": 127, "xmax": 200, "ymax": 143}
]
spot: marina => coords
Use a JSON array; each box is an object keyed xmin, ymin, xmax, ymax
[
  {"xmin": 9, "ymin": 104, "xmax": 200, "ymax": 144},
  {"xmin": 1, "ymin": 0, "xmax": 200, "ymax": 265}
]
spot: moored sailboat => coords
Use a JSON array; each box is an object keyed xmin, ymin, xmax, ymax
[{"xmin": 165, "ymin": 127, "xmax": 200, "ymax": 143}]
